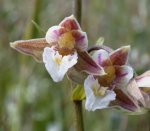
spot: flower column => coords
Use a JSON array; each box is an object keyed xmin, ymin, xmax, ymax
[{"xmin": 73, "ymin": 0, "xmax": 84, "ymax": 131}]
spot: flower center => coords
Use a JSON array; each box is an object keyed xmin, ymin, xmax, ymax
[
  {"xmin": 53, "ymin": 55, "xmax": 62, "ymax": 65},
  {"xmin": 92, "ymin": 84, "xmax": 107, "ymax": 96},
  {"xmin": 98, "ymin": 66, "xmax": 115, "ymax": 86},
  {"xmin": 58, "ymin": 32, "xmax": 75, "ymax": 49}
]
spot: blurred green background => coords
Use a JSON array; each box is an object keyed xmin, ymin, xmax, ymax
[{"xmin": 0, "ymin": 0, "xmax": 150, "ymax": 131}]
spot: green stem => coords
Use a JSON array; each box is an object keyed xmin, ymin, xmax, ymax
[
  {"xmin": 73, "ymin": 101, "xmax": 84, "ymax": 131},
  {"xmin": 148, "ymin": 111, "xmax": 150, "ymax": 130},
  {"xmin": 72, "ymin": 0, "xmax": 84, "ymax": 131},
  {"xmin": 73, "ymin": 0, "xmax": 82, "ymax": 24}
]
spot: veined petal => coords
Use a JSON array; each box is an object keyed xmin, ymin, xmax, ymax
[
  {"xmin": 126, "ymin": 79, "xmax": 145, "ymax": 106},
  {"xmin": 114, "ymin": 89, "xmax": 138, "ymax": 111},
  {"xmin": 10, "ymin": 38, "xmax": 51, "ymax": 62},
  {"xmin": 92, "ymin": 49, "xmax": 111, "ymax": 66},
  {"xmin": 72, "ymin": 30, "xmax": 88, "ymax": 51},
  {"xmin": 45, "ymin": 26, "xmax": 67, "ymax": 44},
  {"xmin": 43, "ymin": 47, "xmax": 78, "ymax": 82},
  {"xmin": 74, "ymin": 52, "xmax": 106, "ymax": 76},
  {"xmin": 136, "ymin": 70, "xmax": 150, "ymax": 88},
  {"xmin": 141, "ymin": 91, "xmax": 150, "ymax": 108},
  {"xmin": 84, "ymin": 75, "xmax": 116, "ymax": 111},
  {"xmin": 59, "ymin": 15, "xmax": 81, "ymax": 30},
  {"xmin": 90, "ymin": 90, "xmax": 116, "ymax": 111},
  {"xmin": 110, "ymin": 45, "xmax": 130, "ymax": 66},
  {"xmin": 115, "ymin": 66, "xmax": 134, "ymax": 88},
  {"xmin": 59, "ymin": 52, "xmax": 78, "ymax": 79}
]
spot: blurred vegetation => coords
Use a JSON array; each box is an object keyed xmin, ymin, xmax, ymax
[{"xmin": 0, "ymin": 0, "xmax": 150, "ymax": 131}]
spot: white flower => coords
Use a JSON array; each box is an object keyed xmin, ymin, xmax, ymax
[
  {"xmin": 84, "ymin": 75, "xmax": 116, "ymax": 111},
  {"xmin": 43, "ymin": 47, "xmax": 78, "ymax": 82}
]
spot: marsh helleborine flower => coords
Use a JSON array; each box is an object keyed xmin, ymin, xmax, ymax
[
  {"xmin": 10, "ymin": 15, "xmax": 105, "ymax": 82},
  {"xmin": 83, "ymin": 46, "xmax": 132, "ymax": 111}
]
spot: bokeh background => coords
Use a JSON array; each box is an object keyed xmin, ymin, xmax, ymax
[{"xmin": 0, "ymin": 0, "xmax": 150, "ymax": 131}]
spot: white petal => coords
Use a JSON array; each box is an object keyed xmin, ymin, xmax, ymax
[
  {"xmin": 59, "ymin": 52, "xmax": 78, "ymax": 80},
  {"xmin": 137, "ymin": 77, "xmax": 150, "ymax": 87},
  {"xmin": 84, "ymin": 75, "xmax": 99, "ymax": 111},
  {"xmin": 126, "ymin": 79, "xmax": 145, "ymax": 106},
  {"xmin": 136, "ymin": 71, "xmax": 150, "ymax": 87},
  {"xmin": 115, "ymin": 66, "xmax": 134, "ymax": 88},
  {"xmin": 43, "ymin": 47, "xmax": 78, "ymax": 82},
  {"xmin": 91, "ymin": 90, "xmax": 116, "ymax": 111},
  {"xmin": 84, "ymin": 75, "xmax": 116, "ymax": 111},
  {"xmin": 45, "ymin": 26, "xmax": 66, "ymax": 44},
  {"xmin": 92, "ymin": 49, "xmax": 110, "ymax": 66}
]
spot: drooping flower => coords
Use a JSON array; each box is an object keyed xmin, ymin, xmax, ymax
[{"xmin": 84, "ymin": 45, "xmax": 136, "ymax": 111}]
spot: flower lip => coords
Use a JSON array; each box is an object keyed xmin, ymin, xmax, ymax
[
  {"xmin": 84, "ymin": 75, "xmax": 116, "ymax": 111},
  {"xmin": 43, "ymin": 46, "xmax": 78, "ymax": 82}
]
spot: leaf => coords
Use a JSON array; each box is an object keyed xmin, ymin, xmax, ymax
[
  {"xmin": 32, "ymin": 20, "xmax": 46, "ymax": 34},
  {"xmin": 96, "ymin": 37, "xmax": 104, "ymax": 46},
  {"xmin": 72, "ymin": 85, "xmax": 85, "ymax": 101}
]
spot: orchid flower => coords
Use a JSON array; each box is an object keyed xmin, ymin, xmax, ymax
[
  {"xmin": 42, "ymin": 15, "xmax": 88, "ymax": 82},
  {"xmin": 84, "ymin": 45, "xmax": 135, "ymax": 111},
  {"xmin": 11, "ymin": 15, "xmax": 106, "ymax": 83}
]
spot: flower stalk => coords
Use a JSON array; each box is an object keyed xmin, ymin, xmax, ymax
[
  {"xmin": 73, "ymin": 0, "xmax": 82, "ymax": 24},
  {"xmin": 73, "ymin": 0, "xmax": 84, "ymax": 131},
  {"xmin": 73, "ymin": 101, "xmax": 84, "ymax": 131}
]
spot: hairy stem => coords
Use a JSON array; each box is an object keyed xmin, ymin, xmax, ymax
[{"xmin": 72, "ymin": 1, "xmax": 84, "ymax": 131}]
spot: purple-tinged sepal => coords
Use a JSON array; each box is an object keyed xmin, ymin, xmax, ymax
[
  {"xmin": 10, "ymin": 38, "xmax": 51, "ymax": 62},
  {"xmin": 110, "ymin": 45, "xmax": 130, "ymax": 66},
  {"xmin": 75, "ymin": 52, "xmax": 106, "ymax": 76},
  {"xmin": 59, "ymin": 15, "xmax": 81, "ymax": 30}
]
